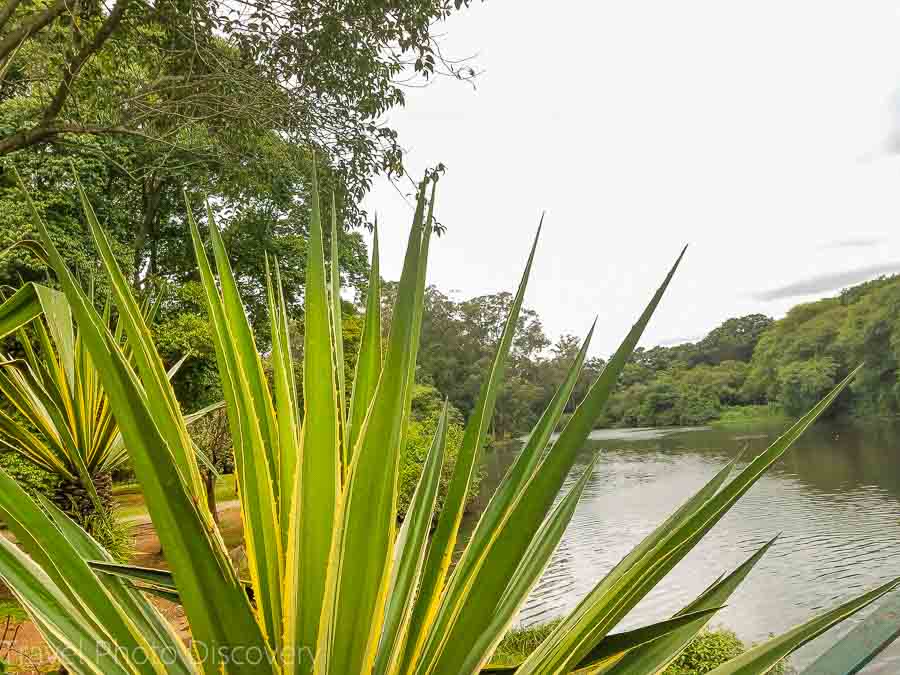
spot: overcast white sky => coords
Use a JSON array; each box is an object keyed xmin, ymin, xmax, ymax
[{"xmin": 362, "ymin": 0, "xmax": 900, "ymax": 357}]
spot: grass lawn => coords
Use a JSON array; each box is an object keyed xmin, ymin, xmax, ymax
[
  {"xmin": 114, "ymin": 474, "xmax": 238, "ymax": 521},
  {"xmin": 0, "ymin": 599, "xmax": 25, "ymax": 622},
  {"xmin": 711, "ymin": 404, "xmax": 791, "ymax": 427}
]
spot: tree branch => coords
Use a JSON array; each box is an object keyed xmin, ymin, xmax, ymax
[
  {"xmin": 0, "ymin": 0, "xmax": 25, "ymax": 32},
  {"xmin": 0, "ymin": 122, "xmax": 159, "ymax": 155},
  {"xmin": 43, "ymin": 0, "xmax": 130, "ymax": 122},
  {"xmin": 0, "ymin": 0, "xmax": 68, "ymax": 64}
]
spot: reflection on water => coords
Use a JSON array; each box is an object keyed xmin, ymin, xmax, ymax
[{"xmin": 460, "ymin": 420, "xmax": 900, "ymax": 672}]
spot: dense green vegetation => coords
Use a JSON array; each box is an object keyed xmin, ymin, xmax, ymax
[
  {"xmin": 2, "ymin": 172, "xmax": 890, "ymax": 673},
  {"xmin": 598, "ymin": 314, "xmax": 774, "ymax": 427},
  {"xmin": 1, "ymin": 2, "xmax": 899, "ymax": 672},
  {"xmin": 399, "ymin": 385, "xmax": 481, "ymax": 521},
  {"xmin": 403, "ymin": 274, "xmax": 900, "ymax": 434},
  {"xmin": 384, "ymin": 283, "xmax": 605, "ymax": 438},
  {"xmin": 0, "ymin": 0, "xmax": 475, "ymax": 415},
  {"xmin": 599, "ymin": 275, "xmax": 900, "ymax": 427},
  {"xmin": 0, "ymin": 0, "xmax": 486, "ymax": 526},
  {"xmin": 665, "ymin": 629, "xmax": 787, "ymax": 675},
  {"xmin": 0, "ymin": 289, "xmax": 183, "ymax": 559}
]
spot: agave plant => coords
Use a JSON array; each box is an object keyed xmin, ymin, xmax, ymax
[
  {"xmin": 0, "ymin": 166, "xmax": 897, "ymax": 675},
  {"xmin": 0, "ymin": 287, "xmax": 149, "ymax": 513},
  {"xmin": 0, "ymin": 277, "xmax": 217, "ymax": 555}
]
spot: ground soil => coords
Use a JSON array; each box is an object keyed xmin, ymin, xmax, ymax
[{"xmin": 0, "ymin": 502, "xmax": 244, "ymax": 673}]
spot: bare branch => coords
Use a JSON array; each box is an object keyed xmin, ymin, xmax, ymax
[
  {"xmin": 43, "ymin": 0, "xmax": 130, "ymax": 122},
  {"xmin": 0, "ymin": 121, "xmax": 166, "ymax": 155}
]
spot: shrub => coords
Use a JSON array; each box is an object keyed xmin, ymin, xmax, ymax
[
  {"xmin": 0, "ymin": 452, "xmax": 59, "ymax": 503},
  {"xmin": 399, "ymin": 404, "xmax": 474, "ymax": 522},
  {"xmin": 665, "ymin": 629, "xmax": 788, "ymax": 675},
  {"xmin": 493, "ymin": 623, "xmax": 788, "ymax": 675},
  {"xmin": 664, "ymin": 628, "xmax": 745, "ymax": 674}
]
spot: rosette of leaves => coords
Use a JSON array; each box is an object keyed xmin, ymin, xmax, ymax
[{"xmin": 0, "ymin": 168, "xmax": 896, "ymax": 674}]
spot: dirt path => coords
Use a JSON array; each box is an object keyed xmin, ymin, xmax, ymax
[{"xmin": 1, "ymin": 502, "xmax": 247, "ymax": 673}]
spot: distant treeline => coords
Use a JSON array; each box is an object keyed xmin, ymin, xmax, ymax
[
  {"xmin": 153, "ymin": 272, "xmax": 900, "ymax": 441},
  {"xmin": 403, "ymin": 274, "xmax": 900, "ymax": 434},
  {"xmin": 382, "ymin": 283, "xmax": 605, "ymax": 439}
]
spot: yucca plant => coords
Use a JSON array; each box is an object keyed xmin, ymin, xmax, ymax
[
  {"xmin": 0, "ymin": 276, "xmax": 217, "ymax": 557},
  {"xmin": 0, "ymin": 166, "xmax": 898, "ymax": 675},
  {"xmin": 0, "ymin": 287, "xmax": 148, "ymax": 516}
]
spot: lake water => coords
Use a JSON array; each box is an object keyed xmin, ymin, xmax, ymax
[{"xmin": 461, "ymin": 419, "xmax": 900, "ymax": 672}]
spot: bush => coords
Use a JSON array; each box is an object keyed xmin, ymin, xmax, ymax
[
  {"xmin": 0, "ymin": 452, "xmax": 59, "ymax": 503},
  {"xmin": 665, "ymin": 628, "xmax": 787, "ymax": 675},
  {"xmin": 491, "ymin": 620, "xmax": 561, "ymax": 666},
  {"xmin": 664, "ymin": 628, "xmax": 745, "ymax": 674},
  {"xmin": 397, "ymin": 385, "xmax": 482, "ymax": 521},
  {"xmin": 492, "ymin": 623, "xmax": 788, "ymax": 674}
]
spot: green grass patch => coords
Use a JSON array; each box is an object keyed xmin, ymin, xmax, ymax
[
  {"xmin": 712, "ymin": 404, "xmax": 791, "ymax": 427},
  {"xmin": 114, "ymin": 474, "xmax": 238, "ymax": 521},
  {"xmin": 214, "ymin": 474, "xmax": 238, "ymax": 502},
  {"xmin": 112, "ymin": 482, "xmax": 141, "ymax": 497},
  {"xmin": 0, "ymin": 599, "xmax": 25, "ymax": 623},
  {"xmin": 490, "ymin": 620, "xmax": 560, "ymax": 666}
]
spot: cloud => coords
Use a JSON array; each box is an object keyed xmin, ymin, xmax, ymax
[
  {"xmin": 754, "ymin": 263, "xmax": 900, "ymax": 301},
  {"xmin": 821, "ymin": 237, "xmax": 884, "ymax": 249},
  {"xmin": 656, "ymin": 334, "xmax": 704, "ymax": 347}
]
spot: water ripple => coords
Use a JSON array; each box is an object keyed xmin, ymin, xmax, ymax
[{"xmin": 473, "ymin": 422, "xmax": 900, "ymax": 672}]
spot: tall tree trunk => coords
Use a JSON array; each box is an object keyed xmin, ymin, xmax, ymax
[
  {"xmin": 134, "ymin": 175, "xmax": 163, "ymax": 286},
  {"xmin": 205, "ymin": 471, "xmax": 219, "ymax": 524}
]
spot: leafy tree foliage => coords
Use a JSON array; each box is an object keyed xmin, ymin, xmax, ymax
[
  {"xmin": 397, "ymin": 384, "xmax": 477, "ymax": 522},
  {"xmin": 598, "ymin": 315, "xmax": 771, "ymax": 427},
  {"xmin": 347, "ymin": 273, "xmax": 900, "ymax": 434},
  {"xmin": 0, "ymin": 0, "xmax": 474, "ymax": 180},
  {"xmin": 0, "ymin": 451, "xmax": 60, "ymax": 503},
  {"xmin": 0, "ymin": 0, "xmax": 475, "ymax": 349},
  {"xmin": 693, "ymin": 314, "xmax": 773, "ymax": 364},
  {"xmin": 596, "ymin": 275, "xmax": 900, "ymax": 427},
  {"xmin": 382, "ymin": 284, "xmax": 603, "ymax": 438},
  {"xmin": 0, "ymin": 145, "xmax": 136, "ymax": 294},
  {"xmin": 776, "ymin": 357, "xmax": 838, "ymax": 417},
  {"xmin": 744, "ymin": 275, "xmax": 900, "ymax": 417}
]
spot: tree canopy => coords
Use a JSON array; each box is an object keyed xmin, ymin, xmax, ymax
[
  {"xmin": 389, "ymin": 273, "xmax": 900, "ymax": 433},
  {"xmin": 0, "ymin": 0, "xmax": 474, "ymax": 177},
  {"xmin": 0, "ymin": 0, "xmax": 475, "ymax": 301},
  {"xmin": 382, "ymin": 283, "xmax": 604, "ymax": 438},
  {"xmin": 0, "ymin": 0, "xmax": 479, "ymax": 419}
]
